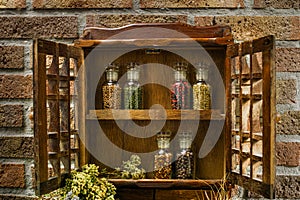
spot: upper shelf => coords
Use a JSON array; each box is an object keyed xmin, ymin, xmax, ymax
[{"xmin": 86, "ymin": 109, "xmax": 224, "ymax": 121}]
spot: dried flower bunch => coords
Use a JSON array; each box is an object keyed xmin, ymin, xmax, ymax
[
  {"xmin": 115, "ymin": 155, "xmax": 146, "ymax": 179},
  {"xmin": 41, "ymin": 164, "xmax": 116, "ymax": 200}
]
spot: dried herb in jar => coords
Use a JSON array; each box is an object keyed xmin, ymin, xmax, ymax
[
  {"xmin": 123, "ymin": 63, "xmax": 143, "ymax": 109},
  {"xmin": 154, "ymin": 131, "xmax": 173, "ymax": 179},
  {"xmin": 175, "ymin": 132, "xmax": 194, "ymax": 179},
  {"xmin": 170, "ymin": 63, "xmax": 192, "ymax": 109},
  {"xmin": 102, "ymin": 64, "xmax": 121, "ymax": 109},
  {"xmin": 193, "ymin": 65, "xmax": 211, "ymax": 110}
]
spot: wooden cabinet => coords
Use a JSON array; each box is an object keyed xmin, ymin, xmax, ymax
[{"xmin": 33, "ymin": 23, "xmax": 276, "ymax": 199}]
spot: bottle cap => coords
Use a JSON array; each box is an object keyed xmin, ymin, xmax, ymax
[
  {"xmin": 127, "ymin": 62, "xmax": 140, "ymax": 81},
  {"xmin": 105, "ymin": 63, "xmax": 119, "ymax": 81},
  {"xmin": 196, "ymin": 63, "xmax": 209, "ymax": 81}
]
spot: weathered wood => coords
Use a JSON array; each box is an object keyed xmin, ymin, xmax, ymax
[
  {"xmin": 34, "ymin": 39, "xmax": 84, "ymax": 195},
  {"xmin": 75, "ymin": 37, "xmax": 233, "ymax": 48},
  {"xmin": 262, "ymin": 36, "xmax": 276, "ymax": 189},
  {"xmin": 78, "ymin": 23, "xmax": 232, "ymax": 40},
  {"xmin": 226, "ymin": 35, "xmax": 275, "ymax": 198},
  {"xmin": 34, "ymin": 40, "xmax": 48, "ymax": 186},
  {"xmin": 33, "ymin": 24, "xmax": 275, "ymax": 198},
  {"xmin": 87, "ymin": 109, "xmax": 224, "ymax": 120}
]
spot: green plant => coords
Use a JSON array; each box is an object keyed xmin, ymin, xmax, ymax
[
  {"xmin": 41, "ymin": 164, "xmax": 116, "ymax": 200},
  {"xmin": 115, "ymin": 155, "xmax": 146, "ymax": 179}
]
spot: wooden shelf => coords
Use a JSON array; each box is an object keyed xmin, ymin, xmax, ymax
[
  {"xmin": 108, "ymin": 179, "xmax": 225, "ymax": 190},
  {"xmin": 86, "ymin": 109, "xmax": 224, "ymax": 121}
]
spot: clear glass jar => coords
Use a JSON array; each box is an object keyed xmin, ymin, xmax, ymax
[
  {"xmin": 175, "ymin": 132, "xmax": 194, "ymax": 179},
  {"xmin": 102, "ymin": 64, "xmax": 121, "ymax": 109},
  {"xmin": 154, "ymin": 131, "xmax": 172, "ymax": 179},
  {"xmin": 193, "ymin": 64, "xmax": 211, "ymax": 110},
  {"xmin": 170, "ymin": 62, "xmax": 192, "ymax": 109},
  {"xmin": 123, "ymin": 63, "xmax": 143, "ymax": 109}
]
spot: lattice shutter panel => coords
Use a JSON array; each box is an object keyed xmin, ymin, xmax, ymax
[
  {"xmin": 225, "ymin": 36, "xmax": 276, "ymax": 198},
  {"xmin": 34, "ymin": 39, "xmax": 84, "ymax": 195}
]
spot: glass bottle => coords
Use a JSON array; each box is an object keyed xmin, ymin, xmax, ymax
[
  {"xmin": 102, "ymin": 64, "xmax": 121, "ymax": 109},
  {"xmin": 123, "ymin": 63, "xmax": 143, "ymax": 109},
  {"xmin": 154, "ymin": 131, "xmax": 173, "ymax": 179},
  {"xmin": 193, "ymin": 64, "xmax": 211, "ymax": 110},
  {"xmin": 175, "ymin": 132, "xmax": 194, "ymax": 179},
  {"xmin": 170, "ymin": 62, "xmax": 192, "ymax": 109}
]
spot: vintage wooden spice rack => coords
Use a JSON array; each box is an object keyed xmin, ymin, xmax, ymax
[{"xmin": 33, "ymin": 23, "xmax": 276, "ymax": 199}]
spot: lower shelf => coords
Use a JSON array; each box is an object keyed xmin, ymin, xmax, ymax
[{"xmin": 108, "ymin": 179, "xmax": 225, "ymax": 190}]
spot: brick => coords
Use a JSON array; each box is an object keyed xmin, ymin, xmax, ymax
[
  {"xmin": 30, "ymin": 166, "xmax": 36, "ymax": 189},
  {"xmin": 0, "ymin": 105, "xmax": 23, "ymax": 127},
  {"xmin": 0, "ymin": 16, "xmax": 78, "ymax": 39},
  {"xmin": 140, "ymin": 0, "xmax": 244, "ymax": 8},
  {"xmin": 253, "ymin": 0, "xmax": 299, "ymax": 9},
  {"xmin": 0, "ymin": 137, "xmax": 34, "ymax": 158},
  {"xmin": 277, "ymin": 111, "xmax": 300, "ymax": 135},
  {"xmin": 86, "ymin": 14, "xmax": 187, "ymax": 28},
  {"xmin": 194, "ymin": 16, "xmax": 300, "ymax": 40},
  {"xmin": 33, "ymin": 0, "xmax": 132, "ymax": 8},
  {"xmin": 0, "ymin": 0, "xmax": 26, "ymax": 9},
  {"xmin": 0, "ymin": 46, "xmax": 24, "ymax": 69},
  {"xmin": 0, "ymin": 75, "xmax": 32, "ymax": 98},
  {"xmin": 276, "ymin": 142, "xmax": 300, "ymax": 166},
  {"xmin": 0, "ymin": 163, "xmax": 25, "ymax": 188},
  {"xmin": 276, "ymin": 79, "xmax": 297, "ymax": 104},
  {"xmin": 276, "ymin": 48, "xmax": 300, "ymax": 72},
  {"xmin": 276, "ymin": 176, "xmax": 300, "ymax": 198}
]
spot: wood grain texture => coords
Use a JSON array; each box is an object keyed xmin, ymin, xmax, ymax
[
  {"xmin": 226, "ymin": 35, "xmax": 275, "ymax": 198},
  {"xmin": 78, "ymin": 23, "xmax": 232, "ymax": 40},
  {"xmin": 34, "ymin": 39, "xmax": 84, "ymax": 195},
  {"xmin": 87, "ymin": 109, "xmax": 224, "ymax": 120}
]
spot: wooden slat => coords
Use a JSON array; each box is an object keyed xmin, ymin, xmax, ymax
[
  {"xmin": 231, "ymin": 73, "xmax": 262, "ymax": 80},
  {"xmin": 232, "ymin": 130, "xmax": 263, "ymax": 141},
  {"xmin": 252, "ymin": 36, "xmax": 274, "ymax": 53},
  {"xmin": 262, "ymin": 36, "xmax": 276, "ymax": 189},
  {"xmin": 34, "ymin": 39, "xmax": 84, "ymax": 195},
  {"xmin": 231, "ymin": 94, "xmax": 262, "ymax": 100},
  {"xmin": 86, "ymin": 109, "xmax": 224, "ymax": 120},
  {"xmin": 227, "ymin": 36, "xmax": 275, "ymax": 199},
  {"xmin": 225, "ymin": 45, "xmax": 235, "ymax": 180},
  {"xmin": 77, "ymin": 47, "xmax": 88, "ymax": 167},
  {"xmin": 75, "ymin": 37, "xmax": 233, "ymax": 48},
  {"xmin": 77, "ymin": 23, "xmax": 232, "ymax": 40},
  {"xmin": 34, "ymin": 40, "xmax": 48, "ymax": 186}
]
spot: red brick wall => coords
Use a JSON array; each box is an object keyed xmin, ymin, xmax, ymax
[{"xmin": 0, "ymin": 0, "xmax": 299, "ymax": 199}]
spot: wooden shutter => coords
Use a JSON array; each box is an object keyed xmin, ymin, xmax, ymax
[
  {"xmin": 225, "ymin": 36, "xmax": 276, "ymax": 198},
  {"xmin": 33, "ymin": 39, "xmax": 84, "ymax": 195}
]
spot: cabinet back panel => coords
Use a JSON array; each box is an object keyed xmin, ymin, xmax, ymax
[{"xmin": 84, "ymin": 47, "xmax": 226, "ymax": 111}]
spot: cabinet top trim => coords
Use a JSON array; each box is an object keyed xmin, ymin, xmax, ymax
[{"xmin": 75, "ymin": 23, "xmax": 233, "ymax": 47}]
